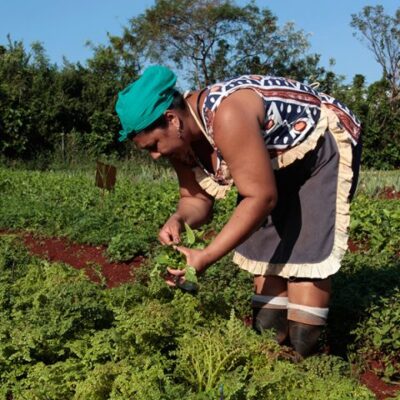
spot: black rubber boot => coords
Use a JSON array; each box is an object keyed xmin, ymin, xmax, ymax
[
  {"xmin": 289, "ymin": 320, "xmax": 323, "ymax": 357},
  {"xmin": 253, "ymin": 308, "xmax": 288, "ymax": 344}
]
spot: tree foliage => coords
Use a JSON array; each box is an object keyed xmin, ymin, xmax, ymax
[
  {"xmin": 233, "ymin": 7, "xmax": 313, "ymax": 79},
  {"xmin": 0, "ymin": 2, "xmax": 399, "ymax": 169},
  {"xmin": 0, "ymin": 37, "xmax": 137, "ymax": 161},
  {"xmin": 351, "ymin": 5, "xmax": 400, "ymax": 103},
  {"xmin": 122, "ymin": 0, "xmax": 248, "ymax": 86},
  {"xmin": 0, "ymin": 37, "xmax": 58, "ymax": 158},
  {"xmin": 348, "ymin": 5, "xmax": 400, "ymax": 168},
  {"xmin": 121, "ymin": 0, "xmax": 324, "ymax": 87}
]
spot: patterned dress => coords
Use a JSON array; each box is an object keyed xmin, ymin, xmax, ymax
[{"xmin": 192, "ymin": 75, "xmax": 361, "ymax": 279}]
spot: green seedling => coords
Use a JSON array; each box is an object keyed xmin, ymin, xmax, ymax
[{"xmin": 154, "ymin": 223, "xmax": 209, "ymax": 293}]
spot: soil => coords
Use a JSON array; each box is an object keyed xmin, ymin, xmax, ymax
[
  {"xmin": 19, "ymin": 232, "xmax": 144, "ymax": 288},
  {"xmin": 377, "ymin": 186, "xmax": 400, "ymax": 200},
  {"xmin": 347, "ymin": 238, "xmax": 375, "ymax": 254},
  {"xmin": 360, "ymin": 371, "xmax": 399, "ymax": 400},
  {"xmin": 1, "ymin": 230, "xmax": 399, "ymax": 399},
  {"xmin": 347, "ymin": 238, "xmax": 364, "ymax": 253}
]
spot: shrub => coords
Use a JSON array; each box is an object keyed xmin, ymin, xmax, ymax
[{"xmin": 350, "ymin": 288, "xmax": 400, "ymax": 382}]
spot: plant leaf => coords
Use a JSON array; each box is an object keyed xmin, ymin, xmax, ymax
[
  {"xmin": 185, "ymin": 266, "xmax": 198, "ymax": 283},
  {"xmin": 184, "ymin": 223, "xmax": 196, "ymax": 246},
  {"xmin": 155, "ymin": 253, "xmax": 171, "ymax": 265}
]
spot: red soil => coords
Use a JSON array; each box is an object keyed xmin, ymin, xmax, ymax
[
  {"xmin": 21, "ymin": 232, "xmax": 144, "ymax": 288},
  {"xmin": 377, "ymin": 187, "xmax": 400, "ymax": 200},
  {"xmin": 360, "ymin": 371, "xmax": 399, "ymax": 400},
  {"xmin": 348, "ymin": 238, "xmax": 363, "ymax": 253},
  {"xmin": 1, "ymin": 230, "xmax": 399, "ymax": 399}
]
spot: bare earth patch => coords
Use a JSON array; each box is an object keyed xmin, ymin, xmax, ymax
[
  {"xmin": 377, "ymin": 186, "xmax": 400, "ymax": 200},
  {"xmin": 21, "ymin": 232, "xmax": 144, "ymax": 288}
]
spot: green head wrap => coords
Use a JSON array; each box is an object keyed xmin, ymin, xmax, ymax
[{"xmin": 115, "ymin": 65, "xmax": 177, "ymax": 142}]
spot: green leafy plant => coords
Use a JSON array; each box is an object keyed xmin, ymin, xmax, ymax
[
  {"xmin": 106, "ymin": 230, "xmax": 153, "ymax": 262},
  {"xmin": 328, "ymin": 251, "xmax": 400, "ymax": 357},
  {"xmin": 0, "ymin": 235, "xmax": 376, "ymax": 399},
  {"xmin": 0, "ymin": 166, "xmax": 398, "ymax": 399},
  {"xmin": 349, "ymin": 194, "xmax": 400, "ymax": 253},
  {"xmin": 349, "ymin": 288, "xmax": 400, "ymax": 383},
  {"xmin": 153, "ymin": 223, "xmax": 209, "ymax": 292},
  {"xmin": 174, "ymin": 311, "xmax": 265, "ymax": 393}
]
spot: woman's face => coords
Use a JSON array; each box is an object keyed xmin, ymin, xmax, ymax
[{"xmin": 132, "ymin": 120, "xmax": 192, "ymax": 164}]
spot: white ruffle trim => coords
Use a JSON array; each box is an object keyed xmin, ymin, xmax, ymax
[
  {"xmin": 232, "ymin": 232, "xmax": 347, "ymax": 279},
  {"xmin": 193, "ymin": 167, "xmax": 233, "ymax": 200},
  {"xmin": 233, "ymin": 107, "xmax": 354, "ymax": 279}
]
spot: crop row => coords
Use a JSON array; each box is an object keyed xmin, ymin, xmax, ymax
[
  {"xmin": 0, "ymin": 236, "xmax": 375, "ymax": 399},
  {"xmin": 0, "ymin": 166, "xmax": 399, "ymax": 396}
]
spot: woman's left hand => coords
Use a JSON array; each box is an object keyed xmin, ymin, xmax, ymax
[{"xmin": 164, "ymin": 246, "xmax": 210, "ymax": 287}]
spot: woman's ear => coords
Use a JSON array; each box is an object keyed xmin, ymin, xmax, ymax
[{"xmin": 164, "ymin": 110, "xmax": 181, "ymax": 130}]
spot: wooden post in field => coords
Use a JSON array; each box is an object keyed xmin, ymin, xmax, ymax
[
  {"xmin": 61, "ymin": 132, "xmax": 65, "ymax": 163},
  {"xmin": 95, "ymin": 161, "xmax": 117, "ymax": 205}
]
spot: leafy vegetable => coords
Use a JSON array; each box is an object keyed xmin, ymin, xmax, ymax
[
  {"xmin": 0, "ymin": 167, "xmax": 398, "ymax": 398},
  {"xmin": 184, "ymin": 222, "xmax": 196, "ymax": 245}
]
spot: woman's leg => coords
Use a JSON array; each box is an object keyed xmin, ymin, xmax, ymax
[
  {"xmin": 287, "ymin": 277, "xmax": 331, "ymax": 357},
  {"xmin": 252, "ymin": 275, "xmax": 289, "ymax": 344}
]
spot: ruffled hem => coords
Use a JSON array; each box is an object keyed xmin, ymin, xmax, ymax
[
  {"xmin": 233, "ymin": 107, "xmax": 354, "ymax": 279},
  {"xmin": 192, "ymin": 167, "xmax": 233, "ymax": 199},
  {"xmin": 232, "ymin": 232, "xmax": 345, "ymax": 278},
  {"xmin": 271, "ymin": 106, "xmax": 329, "ymax": 170}
]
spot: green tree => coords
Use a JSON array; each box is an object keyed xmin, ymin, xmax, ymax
[
  {"xmin": 363, "ymin": 78, "xmax": 400, "ymax": 168},
  {"xmin": 122, "ymin": 0, "xmax": 247, "ymax": 87},
  {"xmin": 50, "ymin": 61, "xmax": 89, "ymax": 161},
  {"xmin": 80, "ymin": 43, "xmax": 137, "ymax": 156},
  {"xmin": 351, "ymin": 5, "xmax": 400, "ymax": 169},
  {"xmin": 0, "ymin": 34, "xmax": 139, "ymax": 162},
  {"xmin": 120, "ymin": 0, "xmax": 322, "ymax": 87},
  {"xmin": 337, "ymin": 74, "xmax": 369, "ymax": 120},
  {"xmin": 81, "ymin": 36, "xmax": 138, "ymax": 156},
  {"xmin": 351, "ymin": 5, "xmax": 400, "ymax": 103},
  {"xmin": 0, "ymin": 37, "xmax": 59, "ymax": 159},
  {"xmin": 233, "ymin": 5, "xmax": 318, "ymax": 81},
  {"xmin": 337, "ymin": 74, "xmax": 400, "ymax": 169}
]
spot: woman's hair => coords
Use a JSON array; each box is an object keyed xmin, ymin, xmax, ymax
[{"xmin": 142, "ymin": 90, "xmax": 185, "ymax": 132}]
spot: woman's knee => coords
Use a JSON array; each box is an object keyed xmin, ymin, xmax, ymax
[
  {"xmin": 252, "ymin": 275, "xmax": 289, "ymax": 343},
  {"xmin": 286, "ymin": 277, "xmax": 332, "ymax": 357},
  {"xmin": 287, "ymin": 277, "xmax": 331, "ymax": 307}
]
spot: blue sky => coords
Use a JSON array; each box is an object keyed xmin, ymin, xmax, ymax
[{"xmin": 0, "ymin": 0, "xmax": 398, "ymax": 86}]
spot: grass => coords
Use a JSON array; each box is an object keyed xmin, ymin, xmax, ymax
[{"xmin": 357, "ymin": 169, "xmax": 400, "ymax": 196}]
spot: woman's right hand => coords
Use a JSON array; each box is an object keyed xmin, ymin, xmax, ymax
[{"xmin": 158, "ymin": 214, "xmax": 183, "ymax": 245}]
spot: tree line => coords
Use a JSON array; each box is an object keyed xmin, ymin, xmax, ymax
[{"xmin": 0, "ymin": 1, "xmax": 399, "ymax": 169}]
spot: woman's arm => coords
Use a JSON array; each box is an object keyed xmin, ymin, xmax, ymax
[
  {"xmin": 158, "ymin": 158, "xmax": 214, "ymax": 244},
  {"xmin": 198, "ymin": 89, "xmax": 277, "ymax": 268}
]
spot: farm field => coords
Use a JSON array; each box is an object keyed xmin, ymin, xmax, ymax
[{"xmin": 0, "ymin": 164, "xmax": 399, "ymax": 399}]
